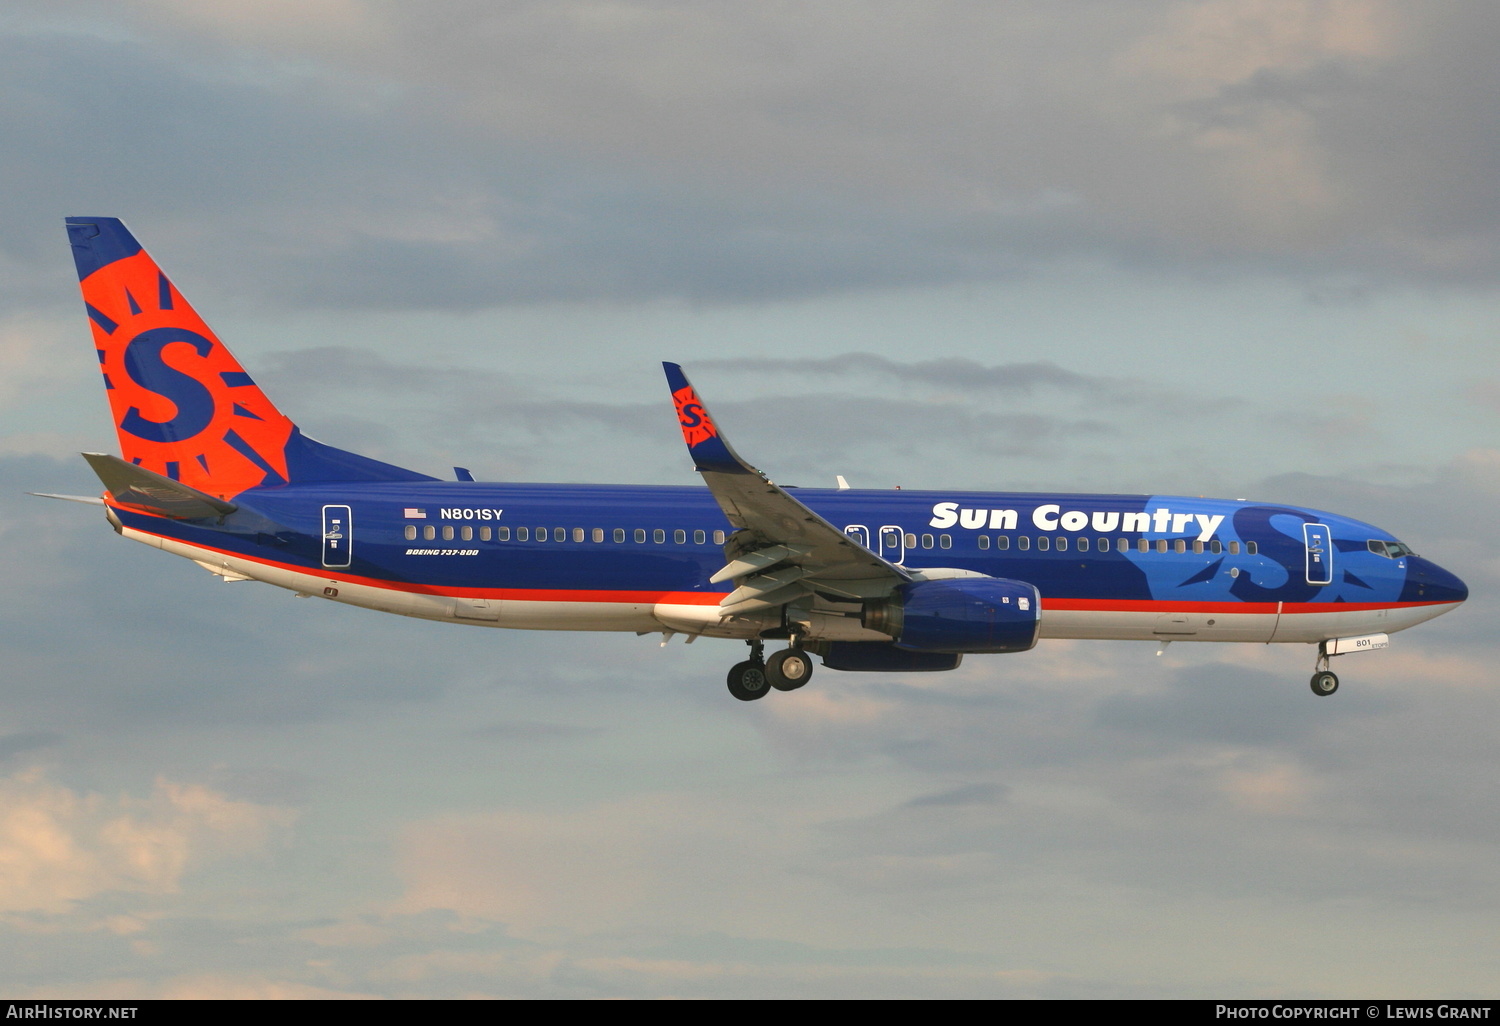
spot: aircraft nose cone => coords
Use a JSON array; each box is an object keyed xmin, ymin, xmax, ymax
[{"xmin": 1405, "ymin": 557, "xmax": 1469, "ymax": 605}]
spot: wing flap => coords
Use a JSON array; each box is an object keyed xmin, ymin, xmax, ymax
[
  {"xmin": 709, "ymin": 543, "xmax": 811, "ymax": 584},
  {"xmin": 720, "ymin": 581, "xmax": 815, "ymax": 617},
  {"xmin": 721, "ymin": 566, "xmax": 814, "ymax": 609}
]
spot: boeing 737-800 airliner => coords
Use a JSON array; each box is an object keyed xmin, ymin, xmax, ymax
[{"xmin": 44, "ymin": 217, "xmax": 1468, "ymax": 700}]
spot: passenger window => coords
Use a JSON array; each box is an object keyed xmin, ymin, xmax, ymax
[
  {"xmin": 535, "ymin": 527, "xmax": 547, "ymax": 542},
  {"xmin": 1018, "ymin": 536, "xmax": 1030, "ymax": 551},
  {"xmin": 1210, "ymin": 539, "xmax": 1222, "ymax": 554},
  {"xmin": 1174, "ymin": 539, "xmax": 1185, "ymax": 553},
  {"xmin": 653, "ymin": 529, "xmax": 666, "ymax": 543},
  {"xmin": 694, "ymin": 530, "xmax": 705, "ymax": 544},
  {"xmin": 1078, "ymin": 537, "xmax": 1089, "ymax": 552},
  {"xmin": 978, "ymin": 535, "xmax": 990, "ymax": 550},
  {"xmin": 1192, "ymin": 540, "xmax": 1202, "ymax": 554},
  {"xmin": 1229, "ymin": 541, "xmax": 1240, "ymax": 555},
  {"xmin": 634, "ymin": 529, "xmax": 646, "ymax": 543},
  {"xmin": 939, "ymin": 534, "xmax": 951, "ymax": 549},
  {"xmin": 713, "ymin": 530, "xmax": 726, "ymax": 545},
  {"xmin": 1138, "ymin": 539, "xmax": 1150, "ymax": 553},
  {"xmin": 904, "ymin": 533, "xmax": 917, "ymax": 548},
  {"xmin": 1118, "ymin": 538, "xmax": 1129, "ymax": 553},
  {"xmin": 573, "ymin": 528, "xmax": 584, "ymax": 542},
  {"xmin": 1037, "ymin": 537, "xmax": 1050, "ymax": 551},
  {"xmin": 555, "ymin": 527, "xmax": 566, "ymax": 542},
  {"xmin": 592, "ymin": 528, "xmax": 604, "ymax": 543},
  {"xmin": 461, "ymin": 526, "xmax": 473, "ymax": 541},
  {"xmin": 672, "ymin": 529, "xmax": 685, "ymax": 544},
  {"xmin": 921, "ymin": 534, "xmax": 934, "ymax": 549},
  {"xmin": 404, "ymin": 525, "xmax": 417, "ymax": 541},
  {"xmin": 1056, "ymin": 537, "xmax": 1068, "ymax": 552},
  {"xmin": 1246, "ymin": 541, "xmax": 1258, "ymax": 555},
  {"xmin": 996, "ymin": 536, "xmax": 1010, "ymax": 550},
  {"xmin": 423, "ymin": 525, "xmax": 436, "ymax": 541},
  {"xmin": 497, "ymin": 526, "xmax": 510, "ymax": 541}
]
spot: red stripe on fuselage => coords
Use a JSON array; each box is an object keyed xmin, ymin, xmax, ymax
[{"xmin": 127, "ymin": 521, "xmax": 1454, "ymax": 614}]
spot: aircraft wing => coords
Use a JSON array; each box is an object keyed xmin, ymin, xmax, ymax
[{"xmin": 663, "ymin": 363, "xmax": 910, "ymax": 615}]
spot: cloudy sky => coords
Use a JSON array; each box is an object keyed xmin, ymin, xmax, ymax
[{"xmin": 1, "ymin": 0, "xmax": 1497, "ymax": 998}]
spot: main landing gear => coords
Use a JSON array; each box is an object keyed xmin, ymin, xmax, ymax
[
  {"xmin": 726, "ymin": 640, "xmax": 814, "ymax": 701},
  {"xmin": 1309, "ymin": 642, "xmax": 1339, "ymax": 697}
]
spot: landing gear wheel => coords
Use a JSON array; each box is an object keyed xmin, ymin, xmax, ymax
[
  {"xmin": 767, "ymin": 648, "xmax": 813, "ymax": 691},
  {"xmin": 1310, "ymin": 671, "xmax": 1340, "ymax": 696},
  {"xmin": 727, "ymin": 660, "xmax": 771, "ymax": 701}
]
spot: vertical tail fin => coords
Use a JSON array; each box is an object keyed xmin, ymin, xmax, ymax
[{"xmin": 66, "ymin": 217, "xmax": 433, "ymax": 499}]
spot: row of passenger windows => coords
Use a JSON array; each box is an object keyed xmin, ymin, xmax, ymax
[
  {"xmin": 960, "ymin": 534, "xmax": 1256, "ymax": 555},
  {"xmin": 402, "ymin": 522, "xmax": 1256, "ymax": 556},
  {"xmin": 405, "ymin": 524, "xmax": 729, "ymax": 545}
]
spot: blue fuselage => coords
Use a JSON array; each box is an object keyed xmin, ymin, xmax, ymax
[{"xmin": 109, "ymin": 481, "xmax": 1468, "ymax": 645}]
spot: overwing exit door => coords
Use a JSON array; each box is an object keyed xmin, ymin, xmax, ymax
[{"xmin": 879, "ymin": 525, "xmax": 905, "ymax": 564}]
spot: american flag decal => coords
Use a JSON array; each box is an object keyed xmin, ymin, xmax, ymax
[{"xmin": 403, "ymin": 508, "xmax": 426, "ymax": 518}]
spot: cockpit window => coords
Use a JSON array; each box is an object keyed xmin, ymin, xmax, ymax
[{"xmin": 1368, "ymin": 539, "xmax": 1415, "ymax": 558}]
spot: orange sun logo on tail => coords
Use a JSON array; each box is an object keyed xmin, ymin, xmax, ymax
[
  {"xmin": 74, "ymin": 226, "xmax": 295, "ymax": 499},
  {"xmin": 672, "ymin": 385, "xmax": 719, "ymax": 448}
]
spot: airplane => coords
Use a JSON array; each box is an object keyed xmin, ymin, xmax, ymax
[{"xmin": 41, "ymin": 217, "xmax": 1468, "ymax": 701}]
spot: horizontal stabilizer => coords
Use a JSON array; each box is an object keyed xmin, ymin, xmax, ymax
[
  {"xmin": 27, "ymin": 492, "xmax": 106, "ymax": 506},
  {"xmin": 81, "ymin": 452, "xmax": 238, "ymax": 519}
]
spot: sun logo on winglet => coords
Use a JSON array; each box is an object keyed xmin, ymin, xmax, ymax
[{"xmin": 672, "ymin": 385, "xmax": 718, "ymax": 448}]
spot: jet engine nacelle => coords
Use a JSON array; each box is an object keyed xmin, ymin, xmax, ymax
[{"xmin": 863, "ymin": 577, "xmax": 1041, "ymax": 654}]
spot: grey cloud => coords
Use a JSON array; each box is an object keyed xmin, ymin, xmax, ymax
[
  {"xmin": 8, "ymin": 3, "xmax": 1500, "ymax": 315},
  {"xmin": 470, "ymin": 720, "xmax": 603, "ymax": 742},
  {"xmin": 1093, "ymin": 662, "xmax": 1376, "ymax": 746},
  {"xmin": 0, "ymin": 731, "xmax": 63, "ymax": 762},
  {"xmin": 249, "ymin": 345, "xmax": 1269, "ymax": 492},
  {"xmin": 902, "ymin": 782, "xmax": 1010, "ymax": 808},
  {"xmin": 696, "ymin": 355, "xmax": 1104, "ymax": 396}
]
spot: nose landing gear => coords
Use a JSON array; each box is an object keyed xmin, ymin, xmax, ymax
[
  {"xmin": 1310, "ymin": 670, "xmax": 1339, "ymax": 696},
  {"xmin": 1309, "ymin": 641, "xmax": 1339, "ymax": 696}
]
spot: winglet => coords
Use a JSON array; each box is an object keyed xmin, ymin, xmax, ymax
[{"xmin": 662, "ymin": 362, "xmax": 756, "ymax": 476}]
